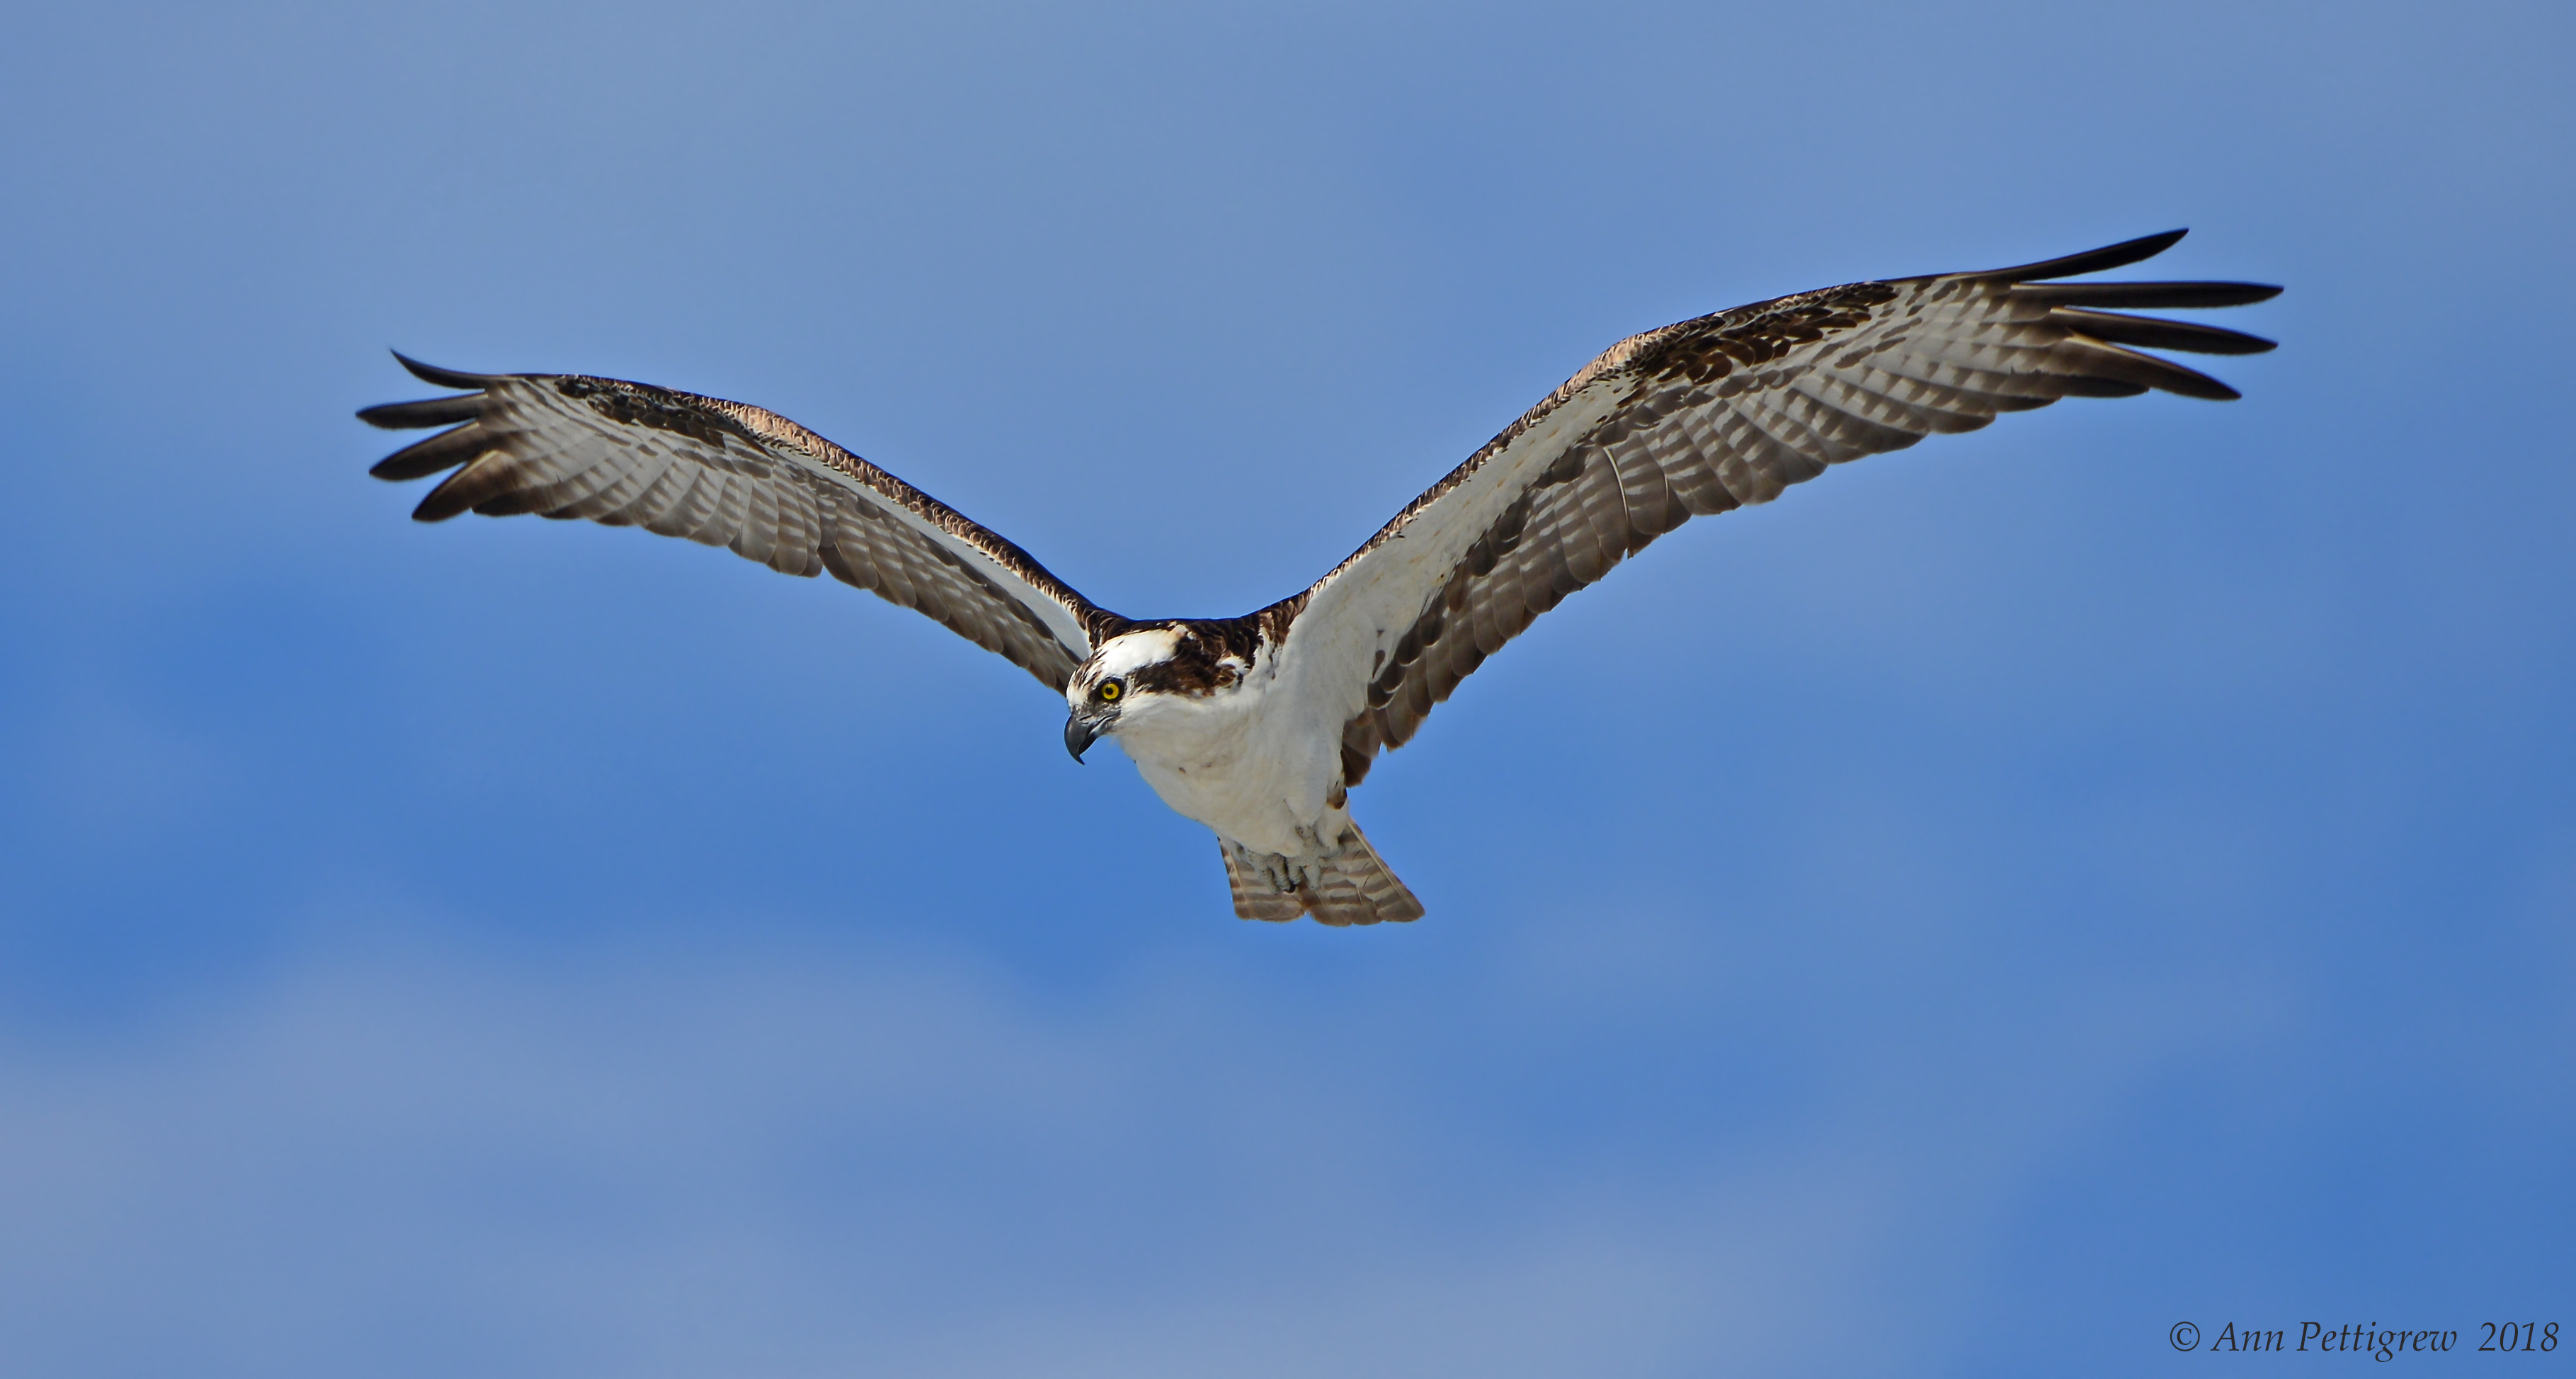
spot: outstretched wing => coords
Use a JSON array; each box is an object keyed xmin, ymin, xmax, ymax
[
  {"xmin": 360, "ymin": 356, "xmax": 1119, "ymax": 690},
  {"xmin": 1275, "ymin": 229, "xmax": 2280, "ymax": 787}
]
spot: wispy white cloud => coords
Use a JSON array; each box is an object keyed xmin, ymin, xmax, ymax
[{"xmin": 0, "ymin": 899, "xmax": 2272, "ymax": 1378}]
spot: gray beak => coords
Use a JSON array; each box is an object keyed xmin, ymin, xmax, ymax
[{"xmin": 1064, "ymin": 713, "xmax": 1099, "ymax": 764}]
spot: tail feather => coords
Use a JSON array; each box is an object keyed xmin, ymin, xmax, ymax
[
  {"xmin": 1223, "ymin": 841, "xmax": 1309, "ymax": 922},
  {"xmin": 1220, "ymin": 822, "xmax": 1425, "ymax": 926}
]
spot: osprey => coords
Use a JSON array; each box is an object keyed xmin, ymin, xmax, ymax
[{"xmin": 361, "ymin": 230, "xmax": 2276, "ymax": 926}]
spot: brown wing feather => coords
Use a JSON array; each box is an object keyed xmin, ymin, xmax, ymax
[
  {"xmin": 360, "ymin": 358, "xmax": 1121, "ymax": 689},
  {"xmin": 1303, "ymin": 230, "xmax": 2278, "ymax": 784}
]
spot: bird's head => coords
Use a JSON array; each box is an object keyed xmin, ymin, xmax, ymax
[{"xmin": 1063, "ymin": 624, "xmax": 1250, "ymax": 762}]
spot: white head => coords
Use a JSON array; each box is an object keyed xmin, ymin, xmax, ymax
[{"xmin": 1062, "ymin": 623, "xmax": 1252, "ymax": 761}]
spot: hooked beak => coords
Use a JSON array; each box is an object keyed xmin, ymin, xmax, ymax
[{"xmin": 1064, "ymin": 713, "xmax": 1100, "ymax": 764}]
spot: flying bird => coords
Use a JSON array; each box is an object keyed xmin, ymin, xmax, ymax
[{"xmin": 360, "ymin": 229, "xmax": 2276, "ymax": 926}]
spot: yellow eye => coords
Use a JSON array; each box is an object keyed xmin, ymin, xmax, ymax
[{"xmin": 1098, "ymin": 680, "xmax": 1123, "ymax": 703}]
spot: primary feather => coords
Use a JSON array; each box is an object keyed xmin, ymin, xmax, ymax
[
  {"xmin": 1279, "ymin": 230, "xmax": 2277, "ymax": 788},
  {"xmin": 359, "ymin": 356, "xmax": 1116, "ymax": 688},
  {"xmin": 363, "ymin": 230, "xmax": 2277, "ymax": 924}
]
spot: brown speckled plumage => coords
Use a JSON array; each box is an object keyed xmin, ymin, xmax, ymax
[
  {"xmin": 1294, "ymin": 231, "xmax": 2275, "ymax": 787},
  {"xmin": 360, "ymin": 231, "xmax": 2277, "ymax": 924},
  {"xmin": 1121, "ymin": 623, "xmax": 1251, "ymax": 698},
  {"xmin": 363, "ymin": 358, "xmax": 1120, "ymax": 689}
]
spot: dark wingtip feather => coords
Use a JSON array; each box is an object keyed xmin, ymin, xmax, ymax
[
  {"xmin": 2063, "ymin": 337, "xmax": 2242, "ymax": 400},
  {"xmin": 369, "ymin": 423, "xmax": 494, "ymax": 481},
  {"xmin": 2046, "ymin": 307, "xmax": 2277, "ymax": 356},
  {"xmin": 390, "ymin": 351, "xmax": 506, "ymax": 390},
  {"xmin": 356, "ymin": 395, "xmax": 484, "ymax": 430},
  {"xmin": 411, "ymin": 469, "xmax": 483, "ymax": 522},
  {"xmin": 2013, "ymin": 280, "xmax": 2282, "ymax": 310},
  {"xmin": 1973, "ymin": 229, "xmax": 2190, "ymax": 283},
  {"xmin": 2053, "ymin": 375, "xmax": 2153, "ymax": 399}
]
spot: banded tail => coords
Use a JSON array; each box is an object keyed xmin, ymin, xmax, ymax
[{"xmin": 1221, "ymin": 823, "xmax": 1425, "ymax": 926}]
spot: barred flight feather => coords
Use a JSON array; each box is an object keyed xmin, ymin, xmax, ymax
[
  {"xmin": 1286, "ymin": 230, "xmax": 2276, "ymax": 785},
  {"xmin": 360, "ymin": 230, "xmax": 2276, "ymax": 924},
  {"xmin": 361, "ymin": 357, "xmax": 1114, "ymax": 688}
]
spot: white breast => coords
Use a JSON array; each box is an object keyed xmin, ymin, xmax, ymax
[{"xmin": 1107, "ymin": 650, "xmax": 1339, "ymax": 858}]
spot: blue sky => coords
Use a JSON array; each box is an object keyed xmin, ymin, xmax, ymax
[{"xmin": 1, "ymin": 1, "xmax": 2569, "ymax": 1374}]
